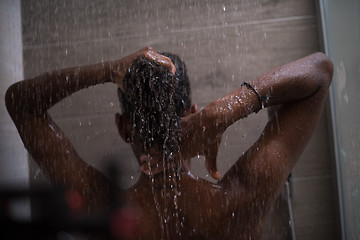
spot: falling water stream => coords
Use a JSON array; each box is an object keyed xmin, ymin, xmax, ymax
[{"xmin": 2, "ymin": 0, "xmax": 343, "ymax": 239}]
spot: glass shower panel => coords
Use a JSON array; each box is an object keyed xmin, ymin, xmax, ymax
[{"xmin": 319, "ymin": 0, "xmax": 360, "ymax": 239}]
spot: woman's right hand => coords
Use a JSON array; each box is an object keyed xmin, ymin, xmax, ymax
[{"xmin": 111, "ymin": 46, "xmax": 176, "ymax": 91}]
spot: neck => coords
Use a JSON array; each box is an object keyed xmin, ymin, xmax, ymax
[{"xmin": 142, "ymin": 164, "xmax": 189, "ymax": 189}]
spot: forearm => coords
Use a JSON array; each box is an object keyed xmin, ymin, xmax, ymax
[
  {"xmin": 205, "ymin": 52, "xmax": 333, "ymax": 129},
  {"xmin": 5, "ymin": 46, "xmax": 176, "ymax": 119},
  {"xmin": 5, "ymin": 60, "xmax": 116, "ymax": 117},
  {"xmin": 218, "ymin": 53, "xmax": 333, "ymax": 194}
]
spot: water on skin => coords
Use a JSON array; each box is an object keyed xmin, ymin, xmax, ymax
[{"xmin": 26, "ymin": 0, "xmax": 277, "ymax": 237}]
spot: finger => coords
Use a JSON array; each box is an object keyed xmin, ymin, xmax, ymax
[
  {"xmin": 156, "ymin": 56, "xmax": 176, "ymax": 75},
  {"xmin": 167, "ymin": 59, "xmax": 176, "ymax": 75},
  {"xmin": 144, "ymin": 51, "xmax": 176, "ymax": 75},
  {"xmin": 205, "ymin": 150, "xmax": 222, "ymax": 180},
  {"xmin": 156, "ymin": 54, "xmax": 176, "ymax": 74}
]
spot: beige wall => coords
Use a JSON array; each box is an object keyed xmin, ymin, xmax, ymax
[{"xmin": 20, "ymin": 0, "xmax": 338, "ymax": 239}]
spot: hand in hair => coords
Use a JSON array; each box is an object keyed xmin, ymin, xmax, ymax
[{"xmin": 111, "ymin": 46, "xmax": 176, "ymax": 91}]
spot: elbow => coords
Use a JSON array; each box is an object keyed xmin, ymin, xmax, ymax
[{"xmin": 312, "ymin": 52, "xmax": 334, "ymax": 88}]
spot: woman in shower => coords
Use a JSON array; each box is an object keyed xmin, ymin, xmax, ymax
[{"xmin": 5, "ymin": 47, "xmax": 333, "ymax": 239}]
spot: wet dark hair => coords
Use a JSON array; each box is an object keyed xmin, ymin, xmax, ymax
[
  {"xmin": 118, "ymin": 53, "xmax": 191, "ymax": 159},
  {"xmin": 160, "ymin": 52, "xmax": 191, "ymax": 115}
]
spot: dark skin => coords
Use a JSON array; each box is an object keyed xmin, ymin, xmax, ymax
[{"xmin": 5, "ymin": 47, "xmax": 333, "ymax": 239}]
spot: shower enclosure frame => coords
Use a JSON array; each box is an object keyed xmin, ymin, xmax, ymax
[{"xmin": 318, "ymin": 0, "xmax": 360, "ymax": 239}]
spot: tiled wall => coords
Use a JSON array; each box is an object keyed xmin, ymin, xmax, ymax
[{"xmin": 21, "ymin": 0, "xmax": 338, "ymax": 239}]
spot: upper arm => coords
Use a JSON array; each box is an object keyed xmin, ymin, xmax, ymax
[
  {"xmin": 219, "ymin": 55, "xmax": 332, "ymax": 212},
  {"xmin": 13, "ymin": 112, "xmax": 111, "ymax": 210}
]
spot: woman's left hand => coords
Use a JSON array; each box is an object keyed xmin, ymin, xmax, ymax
[{"xmin": 180, "ymin": 107, "xmax": 225, "ymax": 180}]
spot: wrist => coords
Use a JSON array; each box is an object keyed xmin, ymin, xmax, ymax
[
  {"xmin": 109, "ymin": 59, "xmax": 126, "ymax": 91},
  {"xmin": 241, "ymin": 82, "xmax": 268, "ymax": 112}
]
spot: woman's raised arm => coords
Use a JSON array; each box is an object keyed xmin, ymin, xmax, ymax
[
  {"xmin": 181, "ymin": 52, "xmax": 333, "ymax": 184},
  {"xmin": 5, "ymin": 46, "xmax": 175, "ymax": 211}
]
